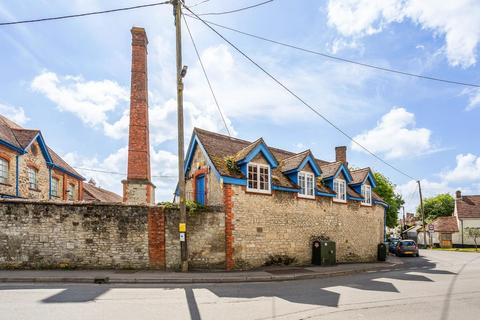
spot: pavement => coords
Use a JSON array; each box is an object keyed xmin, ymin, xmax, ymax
[
  {"xmin": 0, "ymin": 256, "xmax": 403, "ymax": 284},
  {"xmin": 1, "ymin": 250, "xmax": 479, "ymax": 320}
]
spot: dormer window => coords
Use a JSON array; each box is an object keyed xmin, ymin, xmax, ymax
[
  {"xmin": 298, "ymin": 171, "xmax": 315, "ymax": 199},
  {"xmin": 247, "ymin": 162, "xmax": 270, "ymax": 193},
  {"xmin": 333, "ymin": 178, "xmax": 346, "ymax": 202},
  {"xmin": 361, "ymin": 184, "xmax": 372, "ymax": 206}
]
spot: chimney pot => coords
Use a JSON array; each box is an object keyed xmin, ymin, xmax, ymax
[
  {"xmin": 456, "ymin": 190, "xmax": 462, "ymax": 199},
  {"xmin": 335, "ymin": 146, "xmax": 347, "ymax": 164}
]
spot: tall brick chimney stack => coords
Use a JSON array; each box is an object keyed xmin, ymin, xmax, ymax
[
  {"xmin": 335, "ymin": 146, "xmax": 347, "ymax": 165},
  {"xmin": 122, "ymin": 27, "xmax": 155, "ymax": 205}
]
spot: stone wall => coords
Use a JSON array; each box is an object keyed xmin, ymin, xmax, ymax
[
  {"xmin": 230, "ymin": 185, "xmax": 385, "ymax": 268},
  {"xmin": 164, "ymin": 206, "xmax": 225, "ymax": 270},
  {"xmin": 0, "ymin": 199, "xmax": 224, "ymax": 270},
  {"xmin": 0, "ymin": 200, "xmax": 151, "ymax": 269}
]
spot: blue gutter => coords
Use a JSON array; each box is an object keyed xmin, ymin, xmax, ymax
[
  {"xmin": 0, "ymin": 140, "xmax": 25, "ymax": 154},
  {"xmin": 50, "ymin": 163, "xmax": 85, "ymax": 181},
  {"xmin": 15, "ymin": 155, "xmax": 19, "ymax": 197},
  {"xmin": 347, "ymin": 195, "xmax": 364, "ymax": 201},
  {"xmin": 316, "ymin": 191, "xmax": 335, "ymax": 197},
  {"xmin": 272, "ymin": 185, "xmax": 299, "ymax": 192}
]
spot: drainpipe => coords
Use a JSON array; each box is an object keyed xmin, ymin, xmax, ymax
[
  {"xmin": 15, "ymin": 155, "xmax": 19, "ymax": 197},
  {"xmin": 461, "ymin": 219, "xmax": 464, "ymax": 248},
  {"xmin": 384, "ymin": 207, "xmax": 387, "ymax": 242},
  {"xmin": 48, "ymin": 167, "xmax": 52, "ymax": 200}
]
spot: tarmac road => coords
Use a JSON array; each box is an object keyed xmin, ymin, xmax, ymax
[{"xmin": 1, "ymin": 250, "xmax": 479, "ymax": 320}]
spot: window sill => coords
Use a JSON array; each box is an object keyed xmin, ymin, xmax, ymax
[
  {"xmin": 0, "ymin": 182, "xmax": 12, "ymax": 187},
  {"xmin": 361, "ymin": 203, "xmax": 372, "ymax": 207},
  {"xmin": 333, "ymin": 199, "xmax": 347, "ymax": 204},
  {"xmin": 29, "ymin": 188, "xmax": 40, "ymax": 192},
  {"xmin": 246, "ymin": 189, "xmax": 272, "ymax": 196},
  {"xmin": 298, "ymin": 194, "xmax": 316, "ymax": 200}
]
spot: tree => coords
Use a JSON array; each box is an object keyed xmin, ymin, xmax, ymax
[
  {"xmin": 416, "ymin": 194, "xmax": 454, "ymax": 221},
  {"xmin": 465, "ymin": 227, "xmax": 480, "ymax": 251},
  {"xmin": 373, "ymin": 172, "xmax": 404, "ymax": 228}
]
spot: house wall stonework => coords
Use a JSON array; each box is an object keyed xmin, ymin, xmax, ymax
[
  {"xmin": 185, "ymin": 146, "xmax": 223, "ymax": 206},
  {"xmin": 0, "ymin": 145, "xmax": 17, "ymax": 196},
  {"xmin": 230, "ymin": 184, "xmax": 384, "ymax": 268},
  {"xmin": 18, "ymin": 141, "xmax": 50, "ymax": 200}
]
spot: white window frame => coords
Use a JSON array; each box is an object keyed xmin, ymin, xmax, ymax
[
  {"xmin": 298, "ymin": 171, "xmax": 315, "ymax": 199},
  {"xmin": 28, "ymin": 167, "xmax": 38, "ymax": 190},
  {"xmin": 361, "ymin": 184, "xmax": 372, "ymax": 206},
  {"xmin": 333, "ymin": 178, "xmax": 346, "ymax": 203},
  {"xmin": 247, "ymin": 162, "xmax": 271, "ymax": 194},
  {"xmin": 0, "ymin": 158, "xmax": 8, "ymax": 184},
  {"xmin": 51, "ymin": 177, "xmax": 59, "ymax": 197},
  {"xmin": 68, "ymin": 184, "xmax": 75, "ymax": 201}
]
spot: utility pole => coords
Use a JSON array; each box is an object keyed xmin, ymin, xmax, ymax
[
  {"xmin": 417, "ymin": 180, "xmax": 427, "ymax": 249},
  {"xmin": 173, "ymin": 0, "xmax": 188, "ymax": 272},
  {"xmin": 402, "ymin": 205, "xmax": 406, "ymax": 238}
]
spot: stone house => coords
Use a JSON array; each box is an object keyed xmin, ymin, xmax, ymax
[
  {"xmin": 183, "ymin": 128, "xmax": 388, "ymax": 269},
  {"xmin": 0, "ymin": 114, "xmax": 85, "ymax": 201}
]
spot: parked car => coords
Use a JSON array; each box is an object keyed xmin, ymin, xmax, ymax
[
  {"xmin": 388, "ymin": 239, "xmax": 399, "ymax": 254},
  {"xmin": 395, "ymin": 240, "xmax": 419, "ymax": 257}
]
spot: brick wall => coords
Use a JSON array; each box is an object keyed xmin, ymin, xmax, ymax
[{"xmin": 230, "ymin": 184, "xmax": 385, "ymax": 268}]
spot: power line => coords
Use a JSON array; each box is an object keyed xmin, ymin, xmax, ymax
[
  {"xmin": 183, "ymin": 4, "xmax": 418, "ymax": 181},
  {"xmin": 182, "ymin": 14, "xmax": 231, "ymax": 136},
  {"xmin": 73, "ymin": 166, "xmax": 177, "ymax": 178},
  {"xmin": 196, "ymin": 0, "xmax": 273, "ymax": 16},
  {"xmin": 189, "ymin": 0, "xmax": 211, "ymax": 8},
  {"xmin": 0, "ymin": 1, "xmax": 170, "ymax": 26},
  {"xmin": 184, "ymin": 14, "xmax": 480, "ymax": 89}
]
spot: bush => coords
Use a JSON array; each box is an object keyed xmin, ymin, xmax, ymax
[{"xmin": 264, "ymin": 254, "xmax": 297, "ymax": 266}]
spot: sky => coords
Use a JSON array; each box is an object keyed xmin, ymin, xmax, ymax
[{"xmin": 1, "ymin": 0, "xmax": 479, "ymax": 214}]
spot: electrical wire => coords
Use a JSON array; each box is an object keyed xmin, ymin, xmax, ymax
[
  {"xmin": 182, "ymin": 14, "xmax": 231, "ymax": 136},
  {"xmin": 184, "ymin": 14, "xmax": 480, "ymax": 88},
  {"xmin": 189, "ymin": 0, "xmax": 211, "ymax": 8},
  {"xmin": 183, "ymin": 4, "xmax": 418, "ymax": 181},
  {"xmin": 196, "ymin": 0, "xmax": 273, "ymax": 16},
  {"xmin": 73, "ymin": 166, "xmax": 177, "ymax": 178},
  {"xmin": 0, "ymin": 1, "xmax": 170, "ymax": 26}
]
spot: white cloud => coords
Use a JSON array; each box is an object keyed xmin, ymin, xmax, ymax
[
  {"xmin": 64, "ymin": 146, "xmax": 178, "ymax": 201},
  {"xmin": 397, "ymin": 152, "xmax": 480, "ymax": 212},
  {"xmin": 31, "ymin": 70, "xmax": 129, "ymax": 129},
  {"xmin": 352, "ymin": 107, "xmax": 434, "ymax": 159},
  {"xmin": 442, "ymin": 153, "xmax": 480, "ymax": 183},
  {"xmin": 463, "ymin": 88, "xmax": 480, "ymax": 111},
  {"xmin": 327, "ymin": 0, "xmax": 480, "ymax": 67},
  {"xmin": 0, "ymin": 103, "xmax": 29, "ymax": 125}
]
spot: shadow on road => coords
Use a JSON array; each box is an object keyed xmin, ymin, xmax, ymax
[{"xmin": 0, "ymin": 255, "xmax": 456, "ymax": 319}]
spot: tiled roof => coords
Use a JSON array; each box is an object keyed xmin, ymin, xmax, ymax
[
  {"xmin": 11, "ymin": 129, "xmax": 39, "ymax": 149},
  {"xmin": 432, "ymin": 216, "xmax": 459, "ymax": 233},
  {"xmin": 83, "ymin": 182, "xmax": 122, "ymax": 203},
  {"xmin": 456, "ymin": 195, "xmax": 480, "ymax": 219},
  {"xmin": 347, "ymin": 186, "xmax": 363, "ymax": 199},
  {"xmin": 0, "ymin": 113, "xmax": 84, "ymax": 180},
  {"xmin": 47, "ymin": 147, "xmax": 83, "ymax": 178},
  {"xmin": 350, "ymin": 168, "xmax": 370, "ymax": 184},
  {"xmin": 319, "ymin": 162, "xmax": 342, "ymax": 179},
  {"xmin": 193, "ymin": 128, "xmax": 379, "ymax": 199},
  {"xmin": 280, "ymin": 150, "xmax": 311, "ymax": 173}
]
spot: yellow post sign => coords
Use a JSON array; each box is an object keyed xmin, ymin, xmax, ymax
[{"xmin": 179, "ymin": 223, "xmax": 186, "ymax": 232}]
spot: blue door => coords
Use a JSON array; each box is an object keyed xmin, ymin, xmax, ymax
[{"xmin": 196, "ymin": 175, "xmax": 205, "ymax": 205}]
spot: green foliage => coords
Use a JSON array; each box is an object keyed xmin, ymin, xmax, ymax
[
  {"xmin": 465, "ymin": 227, "xmax": 480, "ymax": 250},
  {"xmin": 158, "ymin": 200, "xmax": 206, "ymax": 214},
  {"xmin": 373, "ymin": 172, "xmax": 404, "ymax": 228},
  {"xmin": 264, "ymin": 254, "xmax": 297, "ymax": 266},
  {"xmin": 225, "ymin": 156, "xmax": 241, "ymax": 175},
  {"xmin": 416, "ymin": 193, "xmax": 454, "ymax": 220}
]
